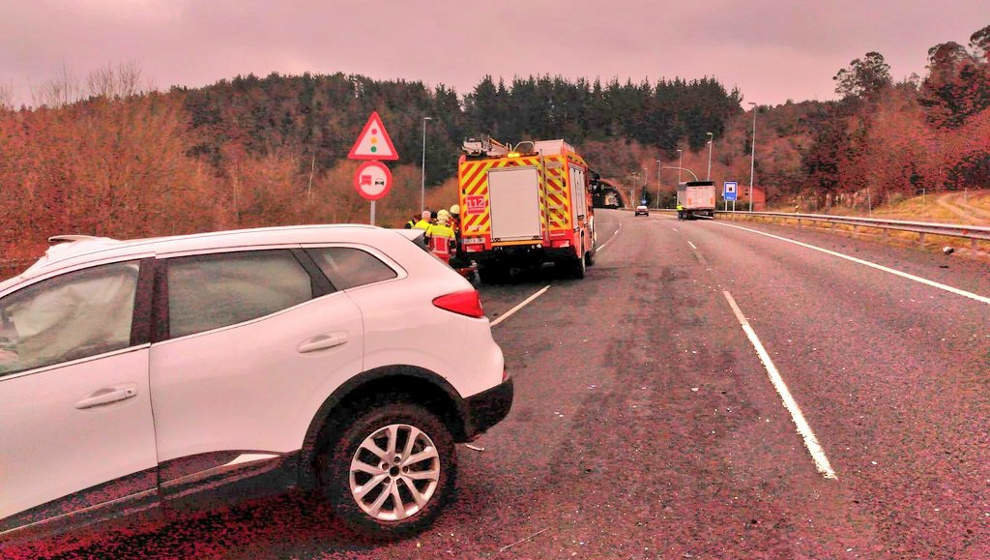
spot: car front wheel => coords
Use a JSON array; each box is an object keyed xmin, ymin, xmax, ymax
[{"xmin": 321, "ymin": 401, "xmax": 456, "ymax": 539}]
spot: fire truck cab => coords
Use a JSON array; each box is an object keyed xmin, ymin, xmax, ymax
[{"xmin": 457, "ymin": 138, "xmax": 596, "ymax": 281}]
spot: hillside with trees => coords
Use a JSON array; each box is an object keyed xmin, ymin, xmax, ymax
[
  {"xmin": 694, "ymin": 25, "xmax": 990, "ymax": 212},
  {"xmin": 1, "ymin": 24, "xmax": 987, "ymax": 265}
]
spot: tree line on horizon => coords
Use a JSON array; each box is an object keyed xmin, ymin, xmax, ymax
[
  {"xmin": 0, "ymin": 23, "xmax": 987, "ymax": 262},
  {"xmin": 178, "ymin": 72, "xmax": 742, "ymax": 186}
]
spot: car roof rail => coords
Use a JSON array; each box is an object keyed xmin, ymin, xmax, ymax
[{"xmin": 47, "ymin": 234, "xmax": 112, "ymax": 245}]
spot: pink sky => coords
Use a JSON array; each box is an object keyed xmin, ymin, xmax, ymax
[{"xmin": 1, "ymin": 0, "xmax": 986, "ymax": 107}]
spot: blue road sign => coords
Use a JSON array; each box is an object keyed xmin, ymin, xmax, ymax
[{"xmin": 723, "ymin": 181, "xmax": 738, "ymax": 201}]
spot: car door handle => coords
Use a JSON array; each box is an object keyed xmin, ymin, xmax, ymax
[
  {"xmin": 297, "ymin": 333, "xmax": 348, "ymax": 354},
  {"xmin": 75, "ymin": 385, "xmax": 138, "ymax": 409}
]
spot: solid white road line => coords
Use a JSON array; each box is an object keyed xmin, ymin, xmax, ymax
[
  {"xmin": 597, "ymin": 222, "xmax": 622, "ymax": 252},
  {"xmin": 687, "ymin": 240, "xmax": 697, "ymax": 250},
  {"xmin": 490, "ymin": 285, "xmax": 551, "ymax": 327},
  {"xmin": 722, "ymin": 290, "xmax": 838, "ymax": 480},
  {"xmin": 715, "ymin": 221, "xmax": 990, "ymax": 305}
]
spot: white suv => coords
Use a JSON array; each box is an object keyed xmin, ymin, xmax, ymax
[{"xmin": 0, "ymin": 225, "xmax": 511, "ymax": 540}]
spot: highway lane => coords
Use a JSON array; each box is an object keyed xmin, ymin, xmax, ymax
[
  {"xmin": 663, "ymin": 212, "xmax": 990, "ymax": 558},
  {"xmin": 476, "ymin": 212, "xmax": 621, "ymax": 321},
  {"xmin": 6, "ymin": 209, "xmax": 987, "ymax": 559}
]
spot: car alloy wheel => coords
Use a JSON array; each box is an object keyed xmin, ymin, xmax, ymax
[
  {"xmin": 348, "ymin": 424, "xmax": 440, "ymax": 521},
  {"xmin": 322, "ymin": 401, "xmax": 456, "ymax": 538}
]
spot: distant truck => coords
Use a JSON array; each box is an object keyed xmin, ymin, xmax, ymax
[
  {"xmin": 676, "ymin": 181, "xmax": 716, "ymax": 219},
  {"xmin": 590, "ymin": 175, "xmax": 621, "ymax": 209},
  {"xmin": 604, "ymin": 192, "xmax": 619, "ymax": 208},
  {"xmin": 458, "ymin": 137, "xmax": 596, "ymax": 281}
]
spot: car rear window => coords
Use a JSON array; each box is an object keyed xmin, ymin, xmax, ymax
[
  {"xmin": 306, "ymin": 247, "xmax": 397, "ymax": 290},
  {"xmin": 166, "ymin": 250, "xmax": 312, "ymax": 338}
]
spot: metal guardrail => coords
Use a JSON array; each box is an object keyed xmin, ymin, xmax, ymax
[{"xmin": 714, "ymin": 210, "xmax": 990, "ymax": 249}]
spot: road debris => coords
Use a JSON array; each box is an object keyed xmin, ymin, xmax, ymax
[{"xmin": 498, "ymin": 528, "xmax": 549, "ymax": 553}]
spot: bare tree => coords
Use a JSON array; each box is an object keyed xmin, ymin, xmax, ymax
[
  {"xmin": 86, "ymin": 61, "xmax": 145, "ymax": 99},
  {"xmin": 117, "ymin": 60, "xmax": 143, "ymax": 97},
  {"xmin": 0, "ymin": 82, "xmax": 13, "ymax": 110},
  {"xmin": 86, "ymin": 63, "xmax": 115, "ymax": 99},
  {"xmin": 31, "ymin": 63, "xmax": 80, "ymax": 108}
]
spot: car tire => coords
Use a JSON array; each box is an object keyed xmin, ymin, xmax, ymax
[
  {"xmin": 320, "ymin": 400, "xmax": 457, "ymax": 540},
  {"xmin": 585, "ymin": 245, "xmax": 595, "ymax": 267}
]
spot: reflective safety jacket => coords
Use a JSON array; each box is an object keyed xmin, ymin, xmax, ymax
[
  {"xmin": 427, "ymin": 223, "xmax": 456, "ymax": 263},
  {"xmin": 427, "ymin": 223, "xmax": 455, "ymax": 240},
  {"xmin": 413, "ymin": 219, "xmax": 431, "ymax": 231}
]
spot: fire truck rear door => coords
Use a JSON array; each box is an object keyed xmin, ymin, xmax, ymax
[{"xmin": 488, "ymin": 166, "xmax": 542, "ymax": 242}]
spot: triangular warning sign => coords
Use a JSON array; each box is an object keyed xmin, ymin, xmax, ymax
[{"xmin": 347, "ymin": 111, "xmax": 399, "ymax": 161}]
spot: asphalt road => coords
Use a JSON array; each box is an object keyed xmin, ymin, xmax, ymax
[{"xmin": 5, "ymin": 209, "xmax": 988, "ymax": 559}]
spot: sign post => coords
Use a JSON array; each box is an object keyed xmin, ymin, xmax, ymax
[
  {"xmin": 348, "ymin": 112, "xmax": 399, "ymax": 225},
  {"xmin": 723, "ymin": 181, "xmax": 737, "ymax": 212}
]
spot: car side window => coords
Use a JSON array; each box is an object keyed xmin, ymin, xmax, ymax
[
  {"xmin": 166, "ymin": 250, "xmax": 312, "ymax": 339},
  {"xmin": 306, "ymin": 247, "xmax": 398, "ymax": 290},
  {"xmin": 0, "ymin": 261, "xmax": 140, "ymax": 377}
]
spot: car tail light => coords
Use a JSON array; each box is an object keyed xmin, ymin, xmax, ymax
[{"xmin": 433, "ymin": 290, "xmax": 484, "ymax": 318}]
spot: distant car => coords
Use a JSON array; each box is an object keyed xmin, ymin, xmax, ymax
[
  {"xmin": 634, "ymin": 205, "xmax": 649, "ymax": 216},
  {"xmin": 0, "ymin": 226, "xmax": 512, "ymax": 540}
]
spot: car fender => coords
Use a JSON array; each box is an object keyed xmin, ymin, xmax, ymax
[{"xmin": 296, "ymin": 364, "xmax": 468, "ymax": 489}]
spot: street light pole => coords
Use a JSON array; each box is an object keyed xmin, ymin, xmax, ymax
[
  {"xmin": 420, "ymin": 116, "xmax": 432, "ymax": 213},
  {"xmin": 643, "ymin": 166, "xmax": 648, "ymax": 204},
  {"xmin": 677, "ymin": 149, "xmax": 683, "ymax": 185},
  {"xmin": 748, "ymin": 102, "xmax": 757, "ymax": 212},
  {"xmin": 628, "ymin": 171, "xmax": 639, "ymax": 209},
  {"xmin": 706, "ymin": 132, "xmax": 714, "ymax": 181},
  {"xmin": 655, "ymin": 159, "xmax": 662, "ymax": 208}
]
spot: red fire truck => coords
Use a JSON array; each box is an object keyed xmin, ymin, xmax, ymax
[{"xmin": 457, "ymin": 138, "xmax": 596, "ymax": 282}]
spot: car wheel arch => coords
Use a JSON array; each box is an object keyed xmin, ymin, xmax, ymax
[{"xmin": 297, "ymin": 365, "xmax": 468, "ymax": 490}]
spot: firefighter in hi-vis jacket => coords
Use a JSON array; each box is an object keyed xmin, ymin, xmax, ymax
[
  {"xmin": 427, "ymin": 210, "xmax": 457, "ymax": 264},
  {"xmin": 412, "ymin": 210, "xmax": 432, "ymax": 231}
]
